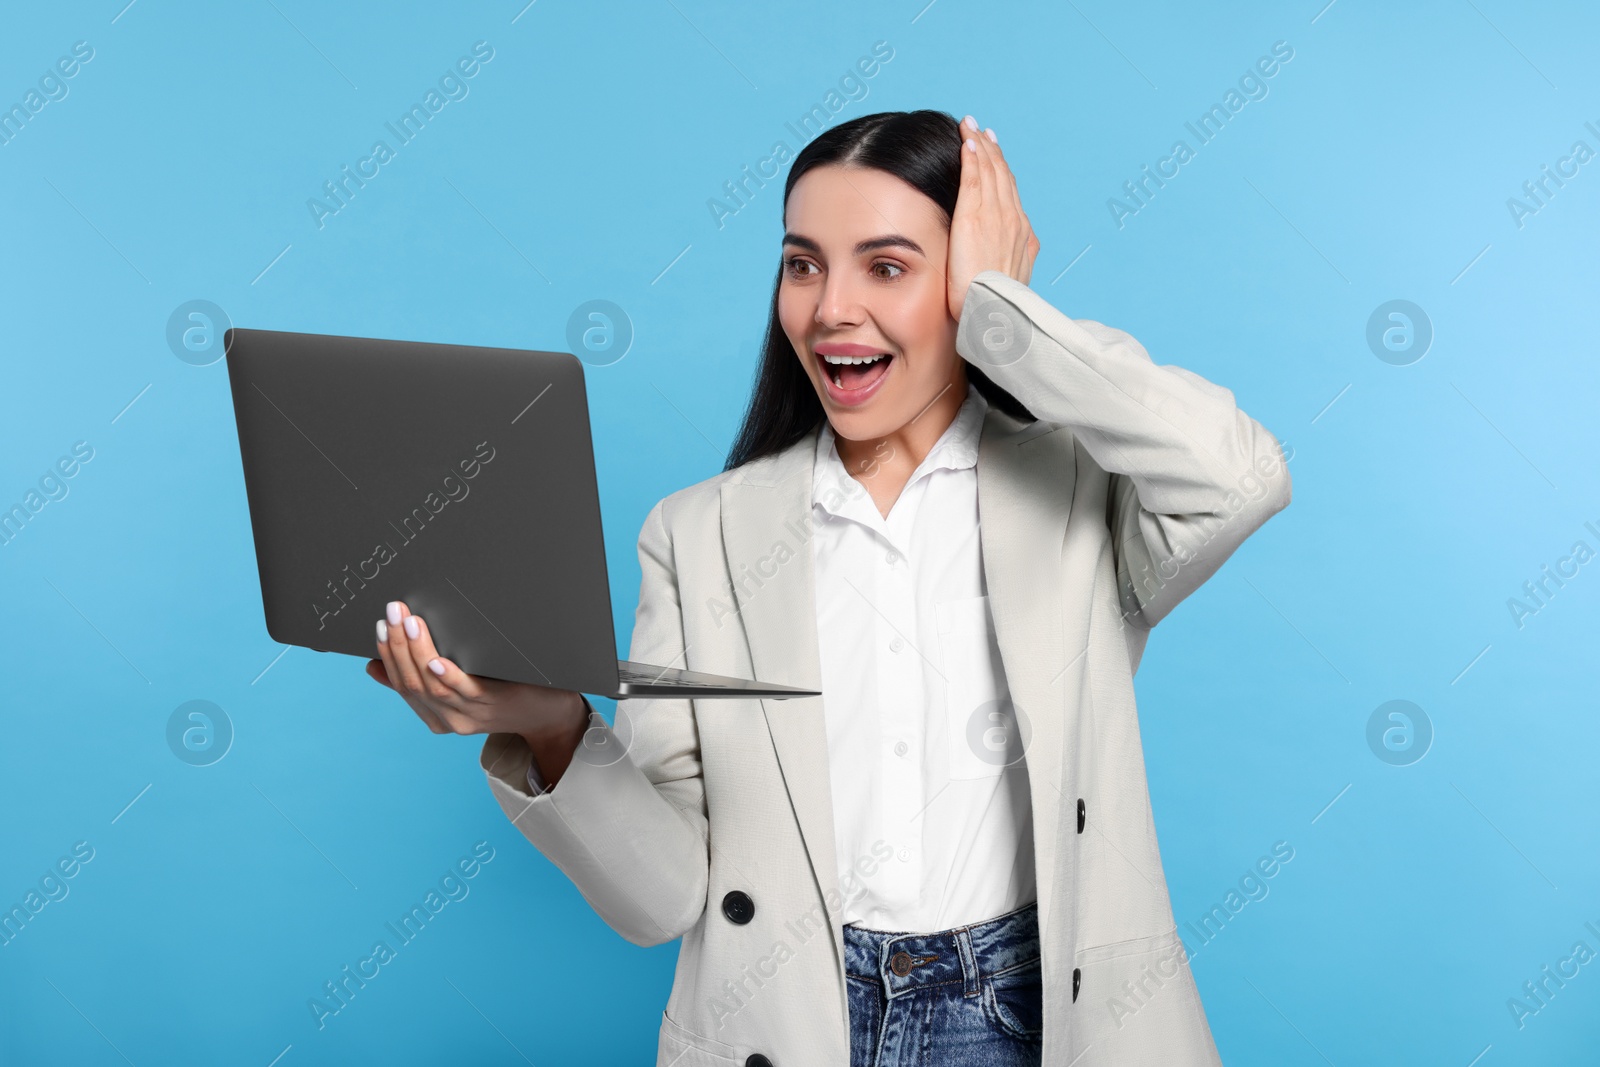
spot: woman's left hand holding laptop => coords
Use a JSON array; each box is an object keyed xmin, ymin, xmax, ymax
[{"xmin": 366, "ymin": 598, "xmax": 590, "ymax": 791}]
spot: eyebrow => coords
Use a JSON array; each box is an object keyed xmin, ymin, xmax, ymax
[{"xmin": 782, "ymin": 232, "xmax": 926, "ymax": 257}]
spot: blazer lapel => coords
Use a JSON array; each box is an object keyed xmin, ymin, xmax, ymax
[
  {"xmin": 977, "ymin": 405, "xmax": 1075, "ymax": 943},
  {"xmin": 718, "ymin": 431, "xmax": 844, "ymax": 958},
  {"xmin": 717, "ymin": 402, "xmax": 1076, "ymax": 960}
]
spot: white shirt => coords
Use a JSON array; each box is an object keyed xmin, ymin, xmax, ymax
[
  {"xmin": 529, "ymin": 383, "xmax": 1036, "ymax": 934},
  {"xmin": 810, "ymin": 383, "xmax": 1034, "ymax": 933}
]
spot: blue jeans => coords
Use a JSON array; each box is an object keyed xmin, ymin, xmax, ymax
[{"xmin": 844, "ymin": 900, "xmax": 1043, "ymax": 1066}]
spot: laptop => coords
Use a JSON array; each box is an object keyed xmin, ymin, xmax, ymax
[{"xmin": 223, "ymin": 328, "xmax": 819, "ymax": 701}]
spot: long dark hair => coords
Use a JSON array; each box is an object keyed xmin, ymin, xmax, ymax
[{"xmin": 723, "ymin": 109, "xmax": 1034, "ymax": 472}]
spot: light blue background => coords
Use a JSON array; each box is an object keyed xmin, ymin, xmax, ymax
[{"xmin": 3, "ymin": 1, "xmax": 1597, "ymax": 1063}]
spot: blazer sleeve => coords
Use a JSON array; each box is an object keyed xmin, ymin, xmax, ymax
[
  {"xmin": 956, "ymin": 269, "xmax": 1292, "ymax": 629},
  {"xmin": 477, "ymin": 498, "xmax": 710, "ymax": 947}
]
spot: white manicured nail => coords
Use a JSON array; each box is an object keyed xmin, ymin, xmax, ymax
[
  {"xmin": 377, "ymin": 619, "xmax": 388, "ymax": 642},
  {"xmin": 386, "ymin": 601, "xmax": 402, "ymax": 626},
  {"xmin": 404, "ymin": 615, "xmax": 420, "ymax": 639},
  {"xmin": 985, "ymin": 127, "xmax": 997, "ymax": 143},
  {"xmin": 428, "ymin": 659, "xmax": 445, "ymax": 676}
]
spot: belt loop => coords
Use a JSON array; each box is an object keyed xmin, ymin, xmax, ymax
[{"xmin": 954, "ymin": 928, "xmax": 980, "ymax": 997}]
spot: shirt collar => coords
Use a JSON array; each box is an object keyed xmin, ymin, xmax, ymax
[{"xmin": 812, "ymin": 381, "xmax": 988, "ymax": 518}]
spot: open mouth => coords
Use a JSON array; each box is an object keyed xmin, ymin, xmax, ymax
[{"xmin": 817, "ymin": 350, "xmax": 894, "ymax": 403}]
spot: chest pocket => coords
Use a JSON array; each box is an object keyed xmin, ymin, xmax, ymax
[{"xmin": 937, "ymin": 595, "xmax": 1021, "ymax": 780}]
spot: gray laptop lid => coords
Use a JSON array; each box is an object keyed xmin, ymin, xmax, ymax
[{"xmin": 224, "ymin": 328, "xmax": 621, "ymax": 693}]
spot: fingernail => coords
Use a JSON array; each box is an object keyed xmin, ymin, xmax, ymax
[
  {"xmin": 963, "ymin": 114, "xmax": 976, "ymax": 129},
  {"xmin": 386, "ymin": 601, "xmax": 402, "ymax": 626},
  {"xmin": 428, "ymin": 659, "xmax": 445, "ymax": 676},
  {"xmin": 985, "ymin": 127, "xmax": 997, "ymax": 143},
  {"xmin": 964, "ymin": 137, "xmax": 976, "ymax": 152},
  {"xmin": 404, "ymin": 615, "xmax": 420, "ymax": 639},
  {"xmin": 376, "ymin": 619, "xmax": 388, "ymax": 642}
]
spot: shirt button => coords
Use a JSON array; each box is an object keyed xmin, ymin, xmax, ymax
[
  {"xmin": 889, "ymin": 636, "xmax": 905, "ymax": 653},
  {"xmin": 894, "ymin": 740, "xmax": 909, "ymax": 757},
  {"xmin": 886, "ymin": 549, "xmax": 900, "ymax": 564}
]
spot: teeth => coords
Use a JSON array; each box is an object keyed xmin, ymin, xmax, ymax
[
  {"xmin": 821, "ymin": 353, "xmax": 888, "ymax": 365},
  {"xmin": 832, "ymin": 373, "xmax": 843, "ymax": 388}
]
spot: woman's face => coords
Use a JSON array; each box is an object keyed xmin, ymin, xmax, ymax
[{"xmin": 778, "ymin": 164, "xmax": 964, "ymax": 445}]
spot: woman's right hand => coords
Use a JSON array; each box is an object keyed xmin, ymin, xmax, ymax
[{"xmin": 365, "ymin": 600, "xmax": 590, "ymax": 780}]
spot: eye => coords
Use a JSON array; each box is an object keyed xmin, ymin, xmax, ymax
[
  {"xmin": 783, "ymin": 256, "xmax": 818, "ymax": 279},
  {"xmin": 870, "ymin": 261, "xmax": 905, "ymax": 280}
]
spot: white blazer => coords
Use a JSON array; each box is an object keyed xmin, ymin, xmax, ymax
[{"xmin": 480, "ymin": 270, "xmax": 1292, "ymax": 1066}]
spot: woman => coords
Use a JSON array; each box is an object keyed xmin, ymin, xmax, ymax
[{"xmin": 367, "ymin": 110, "xmax": 1291, "ymax": 1066}]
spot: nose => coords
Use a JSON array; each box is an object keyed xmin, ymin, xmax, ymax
[{"xmin": 815, "ymin": 271, "xmax": 865, "ymax": 330}]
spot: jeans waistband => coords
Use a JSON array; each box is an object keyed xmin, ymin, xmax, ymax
[{"xmin": 842, "ymin": 900, "xmax": 1040, "ymax": 1000}]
